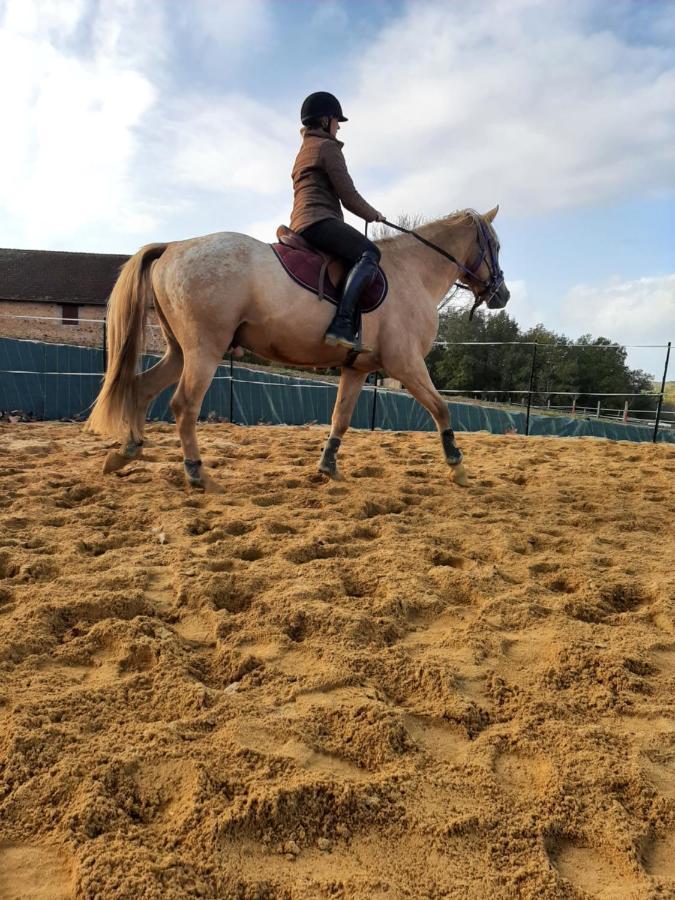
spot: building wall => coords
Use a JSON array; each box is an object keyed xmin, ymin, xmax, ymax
[{"xmin": 0, "ymin": 301, "xmax": 165, "ymax": 352}]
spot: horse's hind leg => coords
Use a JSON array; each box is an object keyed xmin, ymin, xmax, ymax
[
  {"xmin": 387, "ymin": 357, "xmax": 468, "ymax": 486},
  {"xmin": 319, "ymin": 367, "xmax": 367, "ymax": 478},
  {"xmin": 103, "ymin": 346, "xmax": 184, "ymax": 473},
  {"xmin": 170, "ymin": 351, "xmax": 222, "ymax": 491}
]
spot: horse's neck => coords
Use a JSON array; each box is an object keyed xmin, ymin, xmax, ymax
[{"xmin": 404, "ymin": 218, "xmax": 476, "ymax": 303}]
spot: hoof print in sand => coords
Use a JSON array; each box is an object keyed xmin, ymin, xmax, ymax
[
  {"xmin": 0, "ymin": 550, "xmax": 20, "ymax": 579},
  {"xmin": 642, "ymin": 831, "xmax": 675, "ymax": 880},
  {"xmin": 430, "ymin": 550, "xmax": 470, "ymax": 570},
  {"xmin": 404, "ymin": 714, "xmax": 471, "ymax": 765},
  {"xmin": 565, "ymin": 582, "xmax": 651, "ymax": 624},
  {"xmin": 203, "ymin": 574, "xmax": 257, "ymax": 613},
  {"xmin": 547, "ymin": 838, "xmax": 641, "ymax": 897},
  {"xmin": 494, "ymin": 750, "xmax": 553, "ymax": 795},
  {"xmin": 0, "ymin": 842, "xmax": 74, "ymax": 900}
]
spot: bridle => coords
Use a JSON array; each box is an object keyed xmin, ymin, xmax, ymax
[{"xmin": 379, "ymin": 212, "xmax": 506, "ymax": 319}]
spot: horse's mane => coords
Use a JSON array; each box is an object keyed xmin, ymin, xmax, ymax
[{"xmin": 375, "ymin": 209, "xmax": 477, "ymax": 243}]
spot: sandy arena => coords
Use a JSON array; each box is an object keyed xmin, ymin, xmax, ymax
[{"xmin": 0, "ymin": 423, "xmax": 673, "ymax": 899}]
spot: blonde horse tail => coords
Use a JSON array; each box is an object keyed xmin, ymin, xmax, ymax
[{"xmin": 86, "ymin": 243, "xmax": 167, "ymax": 440}]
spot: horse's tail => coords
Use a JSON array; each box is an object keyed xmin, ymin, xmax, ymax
[{"xmin": 86, "ymin": 243, "xmax": 167, "ymax": 440}]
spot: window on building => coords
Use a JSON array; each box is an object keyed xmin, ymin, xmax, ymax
[{"xmin": 61, "ymin": 304, "xmax": 79, "ymax": 325}]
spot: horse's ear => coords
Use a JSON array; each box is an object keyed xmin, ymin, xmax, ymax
[{"xmin": 483, "ymin": 205, "xmax": 499, "ymax": 222}]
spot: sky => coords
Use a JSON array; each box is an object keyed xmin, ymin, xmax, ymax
[{"xmin": 0, "ymin": 0, "xmax": 673, "ymax": 377}]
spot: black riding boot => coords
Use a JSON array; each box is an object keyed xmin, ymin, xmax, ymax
[{"xmin": 324, "ymin": 250, "xmax": 379, "ymax": 350}]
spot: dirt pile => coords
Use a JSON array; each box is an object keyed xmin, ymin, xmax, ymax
[{"xmin": 0, "ymin": 423, "xmax": 673, "ymax": 899}]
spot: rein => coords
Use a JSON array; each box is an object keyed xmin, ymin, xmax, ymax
[
  {"xmin": 380, "ymin": 219, "xmax": 481, "ymax": 285},
  {"xmin": 379, "ymin": 215, "xmax": 505, "ymax": 319}
]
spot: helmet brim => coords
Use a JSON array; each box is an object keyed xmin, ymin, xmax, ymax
[{"xmin": 301, "ymin": 114, "xmax": 349, "ymax": 126}]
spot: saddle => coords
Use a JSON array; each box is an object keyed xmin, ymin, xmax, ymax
[{"xmin": 271, "ymin": 225, "xmax": 388, "ymax": 313}]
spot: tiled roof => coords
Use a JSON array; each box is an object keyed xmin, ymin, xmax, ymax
[{"xmin": 0, "ymin": 248, "xmax": 131, "ymax": 306}]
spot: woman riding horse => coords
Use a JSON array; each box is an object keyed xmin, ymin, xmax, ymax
[
  {"xmin": 292, "ymin": 91, "xmax": 385, "ymax": 352},
  {"xmin": 86, "ymin": 85, "xmax": 509, "ymax": 489}
]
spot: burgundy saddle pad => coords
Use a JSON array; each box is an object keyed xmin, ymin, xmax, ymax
[{"xmin": 270, "ymin": 243, "xmax": 388, "ymax": 313}]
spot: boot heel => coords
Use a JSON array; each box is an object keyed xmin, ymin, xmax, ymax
[{"xmin": 335, "ymin": 336, "xmax": 357, "ymax": 349}]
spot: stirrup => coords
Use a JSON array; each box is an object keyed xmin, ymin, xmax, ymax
[
  {"xmin": 325, "ymin": 332, "xmax": 371, "ymax": 354},
  {"xmin": 324, "ymin": 331, "xmax": 354, "ymax": 348}
]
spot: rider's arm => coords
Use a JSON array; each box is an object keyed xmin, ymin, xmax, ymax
[{"xmin": 321, "ymin": 141, "xmax": 382, "ymax": 223}]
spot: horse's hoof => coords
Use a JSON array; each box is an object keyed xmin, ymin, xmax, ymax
[
  {"xmin": 185, "ymin": 473, "xmax": 223, "ymax": 494},
  {"xmin": 103, "ymin": 450, "xmax": 135, "ymax": 474},
  {"xmin": 183, "ymin": 458, "xmax": 222, "ymax": 494},
  {"xmin": 446, "ymin": 448, "xmax": 463, "ymax": 466},
  {"xmin": 318, "ymin": 436, "xmax": 342, "ymax": 479},
  {"xmin": 318, "ymin": 465, "xmax": 342, "ymax": 480},
  {"xmin": 451, "ymin": 462, "xmax": 469, "ymax": 487},
  {"xmin": 318, "ymin": 459, "xmax": 332, "ymax": 475},
  {"xmin": 103, "ymin": 440, "xmax": 143, "ymax": 474}
]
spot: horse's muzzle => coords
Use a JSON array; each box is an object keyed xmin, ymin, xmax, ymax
[{"xmin": 486, "ymin": 284, "xmax": 510, "ymax": 310}]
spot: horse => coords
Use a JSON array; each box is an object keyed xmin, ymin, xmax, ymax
[{"xmin": 86, "ymin": 207, "xmax": 509, "ymax": 490}]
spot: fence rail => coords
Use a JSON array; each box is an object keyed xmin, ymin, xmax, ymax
[{"xmin": 0, "ymin": 315, "xmax": 672, "ymax": 443}]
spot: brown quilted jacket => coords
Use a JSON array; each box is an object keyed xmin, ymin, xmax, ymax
[{"xmin": 289, "ymin": 128, "xmax": 380, "ymax": 233}]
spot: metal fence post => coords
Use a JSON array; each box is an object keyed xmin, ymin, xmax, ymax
[
  {"xmin": 102, "ymin": 321, "xmax": 107, "ymax": 375},
  {"xmin": 525, "ymin": 343, "xmax": 537, "ymax": 435},
  {"xmin": 653, "ymin": 340, "xmax": 671, "ymax": 443},
  {"xmin": 229, "ymin": 352, "xmax": 235, "ymax": 424},
  {"xmin": 370, "ymin": 376, "xmax": 379, "ymax": 430},
  {"xmin": 42, "ymin": 341, "xmax": 47, "ymax": 419}
]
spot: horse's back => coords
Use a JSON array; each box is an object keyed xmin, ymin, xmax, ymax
[
  {"xmin": 152, "ymin": 230, "xmax": 276, "ymax": 302},
  {"xmin": 164, "ymin": 230, "xmax": 270, "ymax": 273}
]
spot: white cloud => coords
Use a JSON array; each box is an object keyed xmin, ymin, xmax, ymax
[
  {"xmin": 244, "ymin": 207, "xmax": 294, "ymax": 243},
  {"xmin": 169, "ymin": 96, "xmax": 292, "ymax": 196},
  {"xmin": 0, "ymin": 0, "xmax": 161, "ymax": 248},
  {"xmin": 90, "ymin": 0, "xmax": 167, "ymax": 73},
  {"xmin": 561, "ymin": 273, "xmax": 675, "ymax": 344},
  {"xmin": 1, "ymin": 0, "xmax": 674, "ymax": 260},
  {"xmin": 3, "ymin": 0, "xmax": 85, "ymax": 40},
  {"xmin": 499, "ymin": 279, "xmax": 550, "ymax": 331},
  {"xmin": 309, "ymin": 1, "xmax": 349, "ymax": 32},
  {"xmin": 174, "ymin": 0, "xmax": 272, "ymax": 54},
  {"xmin": 344, "ymin": 0, "xmax": 675, "ymax": 220},
  {"xmin": 472, "ymin": 274, "xmax": 673, "ymax": 377},
  {"xmin": 0, "ymin": 0, "xmax": 279, "ymax": 250}
]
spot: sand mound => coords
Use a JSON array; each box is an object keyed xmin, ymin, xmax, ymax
[{"xmin": 0, "ymin": 423, "xmax": 673, "ymax": 899}]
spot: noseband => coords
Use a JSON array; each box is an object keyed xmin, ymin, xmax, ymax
[
  {"xmin": 461, "ymin": 215, "xmax": 506, "ymax": 318},
  {"xmin": 380, "ymin": 213, "xmax": 506, "ymax": 319}
]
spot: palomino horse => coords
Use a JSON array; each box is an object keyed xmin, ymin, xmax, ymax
[{"xmin": 86, "ymin": 207, "xmax": 509, "ymax": 489}]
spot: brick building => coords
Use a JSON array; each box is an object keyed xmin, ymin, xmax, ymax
[{"xmin": 0, "ymin": 248, "xmax": 164, "ymax": 351}]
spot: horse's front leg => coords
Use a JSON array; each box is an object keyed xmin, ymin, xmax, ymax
[
  {"xmin": 318, "ymin": 367, "xmax": 368, "ymax": 478},
  {"xmin": 386, "ymin": 356, "xmax": 468, "ymax": 486}
]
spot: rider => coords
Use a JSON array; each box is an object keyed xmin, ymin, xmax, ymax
[{"xmin": 290, "ymin": 91, "xmax": 385, "ymax": 351}]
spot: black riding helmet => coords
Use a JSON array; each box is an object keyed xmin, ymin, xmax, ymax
[{"xmin": 301, "ymin": 91, "xmax": 348, "ymax": 125}]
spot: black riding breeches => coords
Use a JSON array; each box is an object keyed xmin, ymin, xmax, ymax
[{"xmin": 300, "ymin": 218, "xmax": 381, "ymax": 265}]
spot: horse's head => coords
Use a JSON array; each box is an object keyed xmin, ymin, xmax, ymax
[{"xmin": 461, "ymin": 206, "xmax": 510, "ymax": 319}]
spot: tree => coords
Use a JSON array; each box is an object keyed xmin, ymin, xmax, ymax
[{"xmin": 428, "ymin": 310, "xmax": 655, "ymax": 417}]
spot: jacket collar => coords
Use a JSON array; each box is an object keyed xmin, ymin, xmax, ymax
[{"xmin": 300, "ymin": 126, "xmax": 344, "ymax": 148}]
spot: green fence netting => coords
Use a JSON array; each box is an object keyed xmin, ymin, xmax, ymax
[{"xmin": 1, "ymin": 337, "xmax": 672, "ymax": 444}]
